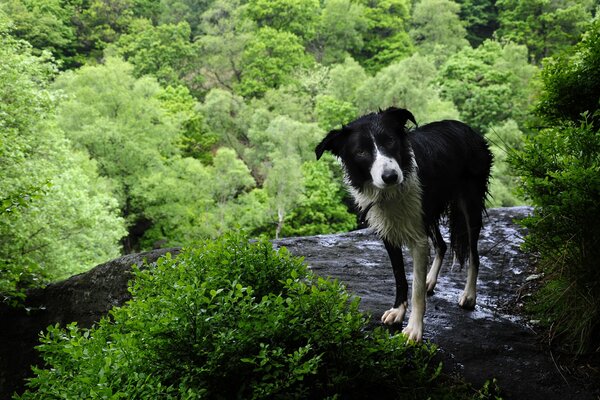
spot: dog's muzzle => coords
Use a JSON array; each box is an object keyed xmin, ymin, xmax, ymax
[{"xmin": 381, "ymin": 169, "xmax": 399, "ymax": 185}]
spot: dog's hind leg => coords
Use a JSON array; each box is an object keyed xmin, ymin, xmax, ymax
[
  {"xmin": 458, "ymin": 200, "xmax": 483, "ymax": 310},
  {"xmin": 381, "ymin": 239, "xmax": 409, "ymax": 325},
  {"xmin": 426, "ymin": 225, "xmax": 447, "ymax": 295}
]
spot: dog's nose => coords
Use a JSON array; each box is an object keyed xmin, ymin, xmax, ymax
[{"xmin": 381, "ymin": 170, "xmax": 398, "ymax": 184}]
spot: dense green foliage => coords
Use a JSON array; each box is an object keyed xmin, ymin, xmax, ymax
[
  {"xmin": 496, "ymin": 0, "xmax": 594, "ymax": 63},
  {"xmin": 1, "ymin": 0, "xmax": 596, "ymax": 302},
  {"xmin": 18, "ymin": 235, "xmax": 470, "ymax": 399},
  {"xmin": 438, "ymin": 40, "xmax": 537, "ymax": 132},
  {"xmin": 0, "ymin": 15, "xmax": 125, "ymax": 302},
  {"xmin": 511, "ymin": 20, "xmax": 600, "ymax": 354},
  {"xmin": 3, "ymin": 0, "xmax": 599, "ymax": 394},
  {"xmin": 535, "ymin": 17, "xmax": 600, "ymax": 127}
]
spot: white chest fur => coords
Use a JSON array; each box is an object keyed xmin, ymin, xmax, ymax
[{"xmin": 348, "ymin": 171, "xmax": 427, "ymax": 248}]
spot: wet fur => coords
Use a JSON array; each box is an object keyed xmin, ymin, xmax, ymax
[{"xmin": 315, "ymin": 107, "xmax": 493, "ymax": 341}]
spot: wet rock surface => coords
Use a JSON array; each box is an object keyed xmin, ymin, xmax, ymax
[
  {"xmin": 1, "ymin": 207, "xmax": 597, "ymax": 399},
  {"xmin": 274, "ymin": 207, "xmax": 597, "ymax": 399}
]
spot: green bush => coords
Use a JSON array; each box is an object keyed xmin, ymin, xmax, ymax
[
  {"xmin": 512, "ymin": 117, "xmax": 600, "ymax": 353},
  {"xmin": 18, "ymin": 235, "xmax": 469, "ymax": 399},
  {"xmin": 511, "ymin": 19, "xmax": 600, "ymax": 354},
  {"xmin": 535, "ymin": 19, "xmax": 600, "ymax": 127}
]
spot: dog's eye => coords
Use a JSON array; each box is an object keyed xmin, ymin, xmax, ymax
[{"xmin": 356, "ymin": 151, "xmax": 370, "ymax": 159}]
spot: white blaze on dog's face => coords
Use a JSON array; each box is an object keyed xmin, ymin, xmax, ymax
[
  {"xmin": 370, "ymin": 142, "xmax": 403, "ymax": 189},
  {"xmin": 314, "ymin": 107, "xmax": 417, "ymax": 193}
]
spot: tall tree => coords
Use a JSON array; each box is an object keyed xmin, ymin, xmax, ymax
[
  {"xmin": 1, "ymin": 0, "xmax": 79, "ymax": 67},
  {"xmin": 131, "ymin": 149, "xmax": 255, "ymax": 247},
  {"xmin": 245, "ymin": 112, "xmax": 324, "ymax": 236},
  {"xmin": 158, "ymin": 0, "xmax": 214, "ymax": 36},
  {"xmin": 211, "ymin": 148, "xmax": 256, "ymax": 206},
  {"xmin": 455, "ymin": 0, "xmax": 499, "ymax": 47},
  {"xmin": 236, "ymin": 26, "xmax": 314, "ymax": 98},
  {"xmin": 156, "ymin": 85, "xmax": 216, "ymax": 163},
  {"xmin": 310, "ymin": 0, "xmax": 367, "ymax": 64},
  {"xmin": 438, "ymin": 40, "xmax": 538, "ymax": 131},
  {"xmin": 353, "ymin": 0, "xmax": 413, "ymax": 72},
  {"xmin": 196, "ymin": 0, "xmax": 252, "ymax": 92},
  {"xmin": 315, "ymin": 94, "xmax": 358, "ymax": 131},
  {"xmin": 52, "ymin": 57, "xmax": 182, "ymax": 250},
  {"xmin": 245, "ymin": 113, "xmax": 322, "ymax": 177},
  {"xmin": 355, "ymin": 53, "xmax": 459, "ymax": 122},
  {"xmin": 198, "ymin": 88, "xmax": 249, "ymax": 158},
  {"xmin": 0, "ymin": 15, "xmax": 125, "ymax": 297},
  {"xmin": 410, "ymin": 0, "xmax": 469, "ymax": 66},
  {"xmin": 324, "ymin": 57, "xmax": 368, "ymax": 104},
  {"xmin": 281, "ymin": 160, "xmax": 356, "ymax": 237},
  {"xmin": 496, "ymin": 0, "xmax": 594, "ymax": 63},
  {"xmin": 1, "ymin": 0, "xmax": 166, "ymax": 67},
  {"xmin": 77, "ymin": 0, "xmax": 137, "ymax": 59},
  {"xmin": 245, "ymin": 0, "xmax": 320, "ymax": 42},
  {"xmin": 113, "ymin": 19, "xmax": 200, "ymax": 90},
  {"xmin": 264, "ymin": 154, "xmax": 304, "ymax": 239}
]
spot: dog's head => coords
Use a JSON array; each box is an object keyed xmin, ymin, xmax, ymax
[{"xmin": 315, "ymin": 107, "xmax": 417, "ymax": 191}]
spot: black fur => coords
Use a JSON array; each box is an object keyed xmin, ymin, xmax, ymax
[{"xmin": 408, "ymin": 120, "xmax": 492, "ymax": 263}]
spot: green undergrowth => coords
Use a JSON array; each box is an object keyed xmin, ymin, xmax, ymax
[
  {"xmin": 511, "ymin": 19, "xmax": 600, "ymax": 355},
  {"xmin": 17, "ymin": 234, "xmax": 499, "ymax": 399}
]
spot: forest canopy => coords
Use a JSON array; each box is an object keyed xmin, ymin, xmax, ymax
[{"xmin": 1, "ymin": 0, "xmax": 597, "ymax": 298}]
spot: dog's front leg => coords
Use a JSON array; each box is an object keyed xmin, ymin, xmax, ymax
[
  {"xmin": 381, "ymin": 239, "xmax": 409, "ymax": 325},
  {"xmin": 403, "ymin": 242, "xmax": 429, "ymax": 342}
]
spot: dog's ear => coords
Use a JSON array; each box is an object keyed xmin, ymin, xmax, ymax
[
  {"xmin": 382, "ymin": 107, "xmax": 417, "ymax": 131},
  {"xmin": 315, "ymin": 128, "xmax": 345, "ymax": 160}
]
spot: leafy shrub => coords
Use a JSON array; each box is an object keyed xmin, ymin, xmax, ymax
[
  {"xmin": 512, "ymin": 117, "xmax": 600, "ymax": 353},
  {"xmin": 511, "ymin": 20, "xmax": 600, "ymax": 354},
  {"xmin": 18, "ymin": 235, "xmax": 465, "ymax": 399},
  {"xmin": 0, "ymin": 260, "xmax": 45, "ymax": 306},
  {"xmin": 535, "ymin": 18, "xmax": 600, "ymax": 126}
]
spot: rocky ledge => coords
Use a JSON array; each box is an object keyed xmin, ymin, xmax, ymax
[{"xmin": 1, "ymin": 207, "xmax": 597, "ymax": 399}]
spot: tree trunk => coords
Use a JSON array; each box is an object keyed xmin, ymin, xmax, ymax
[{"xmin": 275, "ymin": 208, "xmax": 285, "ymax": 239}]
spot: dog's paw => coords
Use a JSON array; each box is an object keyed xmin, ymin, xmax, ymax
[
  {"xmin": 458, "ymin": 291, "xmax": 476, "ymax": 310},
  {"xmin": 381, "ymin": 302, "xmax": 407, "ymax": 325},
  {"xmin": 402, "ymin": 318, "xmax": 423, "ymax": 342},
  {"xmin": 426, "ymin": 277, "xmax": 437, "ymax": 295}
]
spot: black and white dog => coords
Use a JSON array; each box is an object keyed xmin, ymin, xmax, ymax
[{"xmin": 315, "ymin": 107, "xmax": 492, "ymax": 342}]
